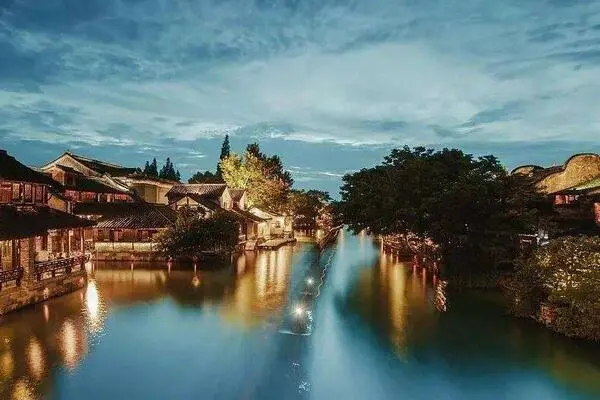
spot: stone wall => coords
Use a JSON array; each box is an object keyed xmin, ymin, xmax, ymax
[{"xmin": 0, "ymin": 270, "xmax": 86, "ymax": 315}]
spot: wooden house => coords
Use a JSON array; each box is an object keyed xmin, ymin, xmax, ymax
[
  {"xmin": 0, "ymin": 149, "xmax": 95, "ymax": 314},
  {"xmin": 166, "ymin": 184, "xmax": 270, "ymax": 243}
]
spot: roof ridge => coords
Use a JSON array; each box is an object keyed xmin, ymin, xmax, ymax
[{"xmin": 67, "ymin": 151, "xmax": 128, "ymax": 169}]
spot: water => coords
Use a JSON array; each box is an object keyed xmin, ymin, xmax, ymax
[{"xmin": 1, "ymin": 231, "xmax": 600, "ymax": 399}]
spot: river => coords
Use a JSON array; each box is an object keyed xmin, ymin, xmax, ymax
[{"xmin": 1, "ymin": 231, "xmax": 600, "ymax": 399}]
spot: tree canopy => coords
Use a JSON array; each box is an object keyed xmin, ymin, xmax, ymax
[
  {"xmin": 188, "ymin": 170, "xmax": 223, "ymax": 184},
  {"xmin": 142, "ymin": 158, "xmax": 159, "ymax": 177},
  {"xmin": 159, "ymin": 157, "xmax": 181, "ymax": 182},
  {"xmin": 155, "ymin": 208, "xmax": 239, "ymax": 258},
  {"xmin": 336, "ymin": 146, "xmax": 552, "ymax": 275},
  {"xmin": 287, "ymin": 189, "xmax": 332, "ymax": 231},
  {"xmin": 219, "ymin": 143, "xmax": 293, "ymax": 211}
]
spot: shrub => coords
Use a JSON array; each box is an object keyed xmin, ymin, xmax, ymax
[
  {"xmin": 509, "ymin": 236, "xmax": 600, "ymax": 340},
  {"xmin": 155, "ymin": 208, "xmax": 240, "ymax": 259}
]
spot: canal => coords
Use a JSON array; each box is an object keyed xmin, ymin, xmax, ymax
[{"xmin": 2, "ymin": 231, "xmax": 600, "ymax": 399}]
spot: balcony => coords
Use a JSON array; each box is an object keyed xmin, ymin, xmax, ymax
[
  {"xmin": 0, "ymin": 268, "xmax": 24, "ymax": 290},
  {"xmin": 34, "ymin": 254, "xmax": 89, "ymax": 281}
]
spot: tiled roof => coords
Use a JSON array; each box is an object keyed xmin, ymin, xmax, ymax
[
  {"xmin": 66, "ymin": 152, "xmax": 139, "ymax": 176},
  {"xmin": 0, "ymin": 149, "xmax": 61, "ymax": 188},
  {"xmin": 229, "ymin": 207, "xmax": 268, "ymax": 223},
  {"xmin": 75, "ymin": 203, "xmax": 176, "ymax": 229},
  {"xmin": 70, "ymin": 175, "xmax": 132, "ymax": 195},
  {"xmin": 166, "ymin": 184, "xmax": 227, "ymax": 199},
  {"xmin": 0, "ymin": 205, "xmax": 95, "ymax": 240},
  {"xmin": 230, "ymin": 189, "xmax": 245, "ymax": 202},
  {"xmin": 120, "ymin": 173, "xmax": 178, "ymax": 184}
]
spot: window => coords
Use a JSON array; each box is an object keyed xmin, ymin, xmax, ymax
[
  {"xmin": 34, "ymin": 185, "xmax": 44, "ymax": 204},
  {"xmin": 12, "ymin": 183, "xmax": 20, "ymax": 201},
  {"xmin": 0, "ymin": 184, "xmax": 11, "ymax": 203},
  {"xmin": 0, "ymin": 240, "xmax": 13, "ymax": 270},
  {"xmin": 23, "ymin": 184, "xmax": 32, "ymax": 202}
]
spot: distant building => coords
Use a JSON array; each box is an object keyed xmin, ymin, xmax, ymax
[
  {"xmin": 41, "ymin": 151, "xmax": 177, "ymax": 204},
  {"xmin": 74, "ymin": 202, "xmax": 177, "ymax": 261},
  {"xmin": 512, "ymin": 153, "xmax": 600, "ymax": 230},
  {"xmin": 0, "ymin": 149, "xmax": 94, "ymax": 314},
  {"xmin": 41, "ymin": 152, "xmax": 138, "ymax": 203},
  {"xmin": 165, "ymin": 184, "xmax": 271, "ymax": 244}
]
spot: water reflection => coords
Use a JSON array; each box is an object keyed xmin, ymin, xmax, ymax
[{"xmin": 0, "ymin": 244, "xmax": 300, "ymax": 399}]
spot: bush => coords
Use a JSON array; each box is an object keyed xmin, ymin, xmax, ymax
[
  {"xmin": 509, "ymin": 236, "xmax": 600, "ymax": 340},
  {"xmin": 155, "ymin": 208, "xmax": 240, "ymax": 259}
]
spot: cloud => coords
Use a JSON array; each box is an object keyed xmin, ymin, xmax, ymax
[{"xmin": 2, "ymin": 0, "xmax": 600, "ymax": 195}]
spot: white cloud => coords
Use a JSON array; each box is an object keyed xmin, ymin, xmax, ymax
[{"xmin": 2, "ymin": 0, "xmax": 600, "ymax": 152}]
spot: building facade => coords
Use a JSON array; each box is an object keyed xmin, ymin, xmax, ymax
[{"xmin": 0, "ymin": 149, "xmax": 94, "ymax": 315}]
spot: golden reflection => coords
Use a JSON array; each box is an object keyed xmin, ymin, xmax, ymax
[
  {"xmin": 222, "ymin": 246, "xmax": 293, "ymax": 327},
  {"xmin": 0, "ymin": 350, "xmax": 14, "ymax": 378},
  {"xmin": 27, "ymin": 338, "xmax": 45, "ymax": 381},
  {"xmin": 85, "ymin": 280, "xmax": 104, "ymax": 335},
  {"xmin": 60, "ymin": 320, "xmax": 84, "ymax": 371},
  {"xmin": 42, "ymin": 304, "xmax": 49, "ymax": 323},
  {"xmin": 387, "ymin": 262, "xmax": 406, "ymax": 354},
  {"xmin": 12, "ymin": 379, "xmax": 35, "ymax": 400}
]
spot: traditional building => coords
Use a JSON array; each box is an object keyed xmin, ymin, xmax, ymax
[
  {"xmin": 165, "ymin": 184, "xmax": 271, "ymax": 244},
  {"xmin": 42, "ymin": 152, "xmax": 179, "ymax": 204},
  {"xmin": 248, "ymin": 207, "xmax": 293, "ymax": 238},
  {"xmin": 117, "ymin": 173, "xmax": 176, "ymax": 204},
  {"xmin": 74, "ymin": 202, "xmax": 177, "ymax": 261},
  {"xmin": 0, "ymin": 149, "xmax": 95, "ymax": 314},
  {"xmin": 513, "ymin": 153, "xmax": 600, "ymax": 231},
  {"xmin": 41, "ymin": 152, "xmax": 137, "ymax": 203}
]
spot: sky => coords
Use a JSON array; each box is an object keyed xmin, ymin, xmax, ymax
[{"xmin": 1, "ymin": 0, "xmax": 600, "ymax": 195}]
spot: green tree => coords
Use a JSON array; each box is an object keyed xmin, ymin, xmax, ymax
[
  {"xmin": 509, "ymin": 236, "xmax": 600, "ymax": 341},
  {"xmin": 142, "ymin": 158, "xmax": 159, "ymax": 177},
  {"xmin": 219, "ymin": 144, "xmax": 292, "ymax": 210},
  {"xmin": 188, "ymin": 170, "xmax": 223, "ymax": 184},
  {"xmin": 159, "ymin": 157, "xmax": 181, "ymax": 182},
  {"xmin": 337, "ymin": 146, "xmax": 551, "ymax": 277},
  {"xmin": 219, "ymin": 135, "xmax": 231, "ymax": 162},
  {"xmin": 287, "ymin": 189, "xmax": 332, "ymax": 231},
  {"xmin": 155, "ymin": 208, "xmax": 240, "ymax": 258}
]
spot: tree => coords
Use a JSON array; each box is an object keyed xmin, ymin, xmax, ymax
[
  {"xmin": 155, "ymin": 208, "xmax": 240, "ymax": 259},
  {"xmin": 287, "ymin": 189, "xmax": 332, "ymax": 231},
  {"xmin": 219, "ymin": 144, "xmax": 293, "ymax": 210},
  {"xmin": 220, "ymin": 135, "xmax": 231, "ymax": 162},
  {"xmin": 337, "ymin": 146, "xmax": 551, "ymax": 277},
  {"xmin": 188, "ymin": 170, "xmax": 223, "ymax": 184},
  {"xmin": 142, "ymin": 158, "xmax": 159, "ymax": 177},
  {"xmin": 509, "ymin": 236, "xmax": 600, "ymax": 341},
  {"xmin": 159, "ymin": 157, "xmax": 180, "ymax": 182}
]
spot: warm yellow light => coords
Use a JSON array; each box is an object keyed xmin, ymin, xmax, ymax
[
  {"xmin": 294, "ymin": 306, "xmax": 304, "ymax": 317},
  {"xmin": 28, "ymin": 338, "xmax": 45, "ymax": 381}
]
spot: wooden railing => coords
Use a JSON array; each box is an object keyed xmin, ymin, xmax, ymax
[
  {"xmin": 34, "ymin": 254, "xmax": 89, "ymax": 281},
  {"xmin": 95, "ymin": 242, "xmax": 156, "ymax": 252},
  {"xmin": 0, "ymin": 268, "xmax": 24, "ymax": 290}
]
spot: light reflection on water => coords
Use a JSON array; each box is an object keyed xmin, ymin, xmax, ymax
[
  {"xmin": 0, "ymin": 245, "xmax": 298, "ymax": 399},
  {"xmin": 0, "ymin": 236, "xmax": 600, "ymax": 399}
]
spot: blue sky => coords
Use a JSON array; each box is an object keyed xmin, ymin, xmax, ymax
[{"xmin": 2, "ymin": 0, "xmax": 600, "ymax": 195}]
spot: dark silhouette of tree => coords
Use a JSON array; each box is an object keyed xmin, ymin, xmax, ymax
[
  {"xmin": 336, "ymin": 146, "xmax": 553, "ymax": 277},
  {"xmin": 159, "ymin": 157, "xmax": 180, "ymax": 182},
  {"xmin": 142, "ymin": 158, "xmax": 159, "ymax": 177},
  {"xmin": 188, "ymin": 170, "xmax": 223, "ymax": 183}
]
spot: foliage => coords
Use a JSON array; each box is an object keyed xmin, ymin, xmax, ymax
[
  {"xmin": 509, "ymin": 236, "xmax": 600, "ymax": 341},
  {"xmin": 155, "ymin": 208, "xmax": 240, "ymax": 258},
  {"xmin": 142, "ymin": 158, "xmax": 159, "ymax": 177},
  {"xmin": 337, "ymin": 146, "xmax": 553, "ymax": 276},
  {"xmin": 287, "ymin": 189, "xmax": 332, "ymax": 231},
  {"xmin": 219, "ymin": 135, "xmax": 231, "ymax": 163},
  {"xmin": 188, "ymin": 170, "xmax": 223, "ymax": 184},
  {"xmin": 219, "ymin": 143, "xmax": 292, "ymax": 211},
  {"xmin": 159, "ymin": 157, "xmax": 181, "ymax": 182}
]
